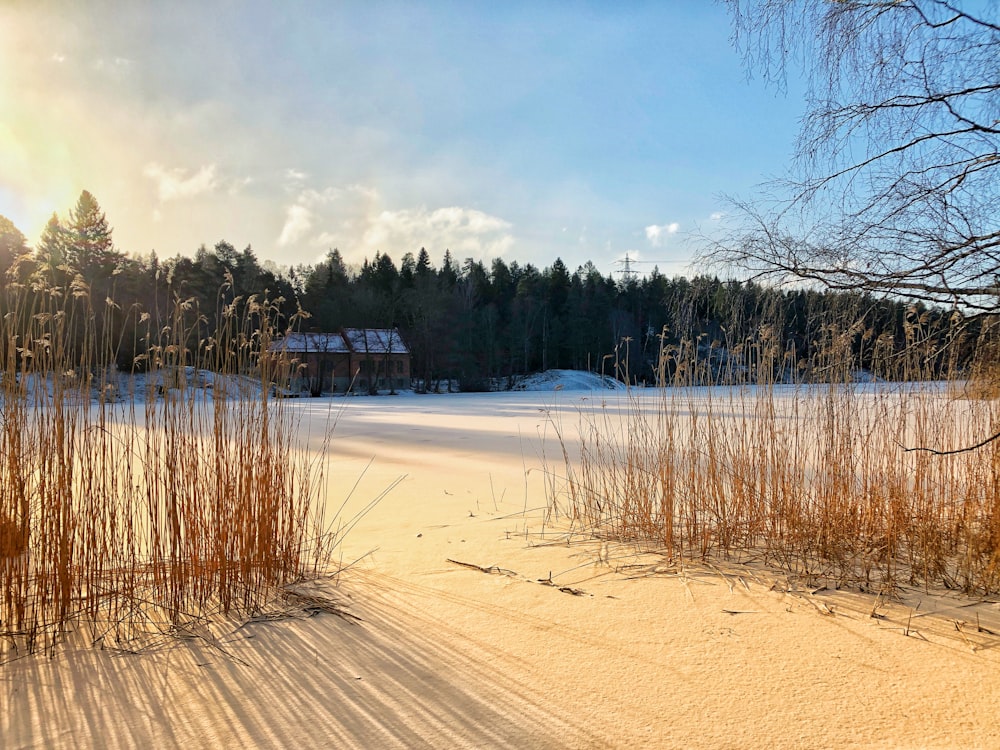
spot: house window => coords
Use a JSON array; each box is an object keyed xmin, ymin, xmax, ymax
[{"xmin": 396, "ymin": 360, "xmax": 403, "ymax": 374}]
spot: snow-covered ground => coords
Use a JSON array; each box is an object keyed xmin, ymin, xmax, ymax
[
  {"xmin": 5, "ymin": 380, "xmax": 1000, "ymax": 748},
  {"xmin": 512, "ymin": 368, "xmax": 626, "ymax": 391},
  {"xmin": 4, "ymin": 367, "xmax": 623, "ymax": 404}
]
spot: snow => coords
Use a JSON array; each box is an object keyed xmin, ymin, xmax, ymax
[
  {"xmin": 4, "ymin": 381, "xmax": 999, "ymax": 748},
  {"xmin": 268, "ymin": 331, "xmax": 351, "ymax": 353},
  {"xmin": 340, "ymin": 327, "xmax": 410, "ymax": 355},
  {"xmin": 511, "ymin": 368, "xmax": 626, "ymax": 391}
]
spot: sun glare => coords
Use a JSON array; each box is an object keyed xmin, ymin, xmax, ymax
[
  {"xmin": 0, "ymin": 10, "xmax": 85, "ymax": 244},
  {"xmin": 0, "ymin": 116, "xmax": 78, "ymax": 242},
  {"xmin": 0, "ymin": 108, "xmax": 85, "ymax": 245}
]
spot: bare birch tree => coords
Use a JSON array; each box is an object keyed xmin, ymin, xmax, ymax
[{"xmin": 712, "ymin": 1, "xmax": 1000, "ymax": 315}]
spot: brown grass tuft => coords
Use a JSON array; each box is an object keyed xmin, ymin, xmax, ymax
[
  {"xmin": 0, "ymin": 270, "xmax": 338, "ymax": 657},
  {"xmin": 550, "ymin": 334, "xmax": 1000, "ymax": 597}
]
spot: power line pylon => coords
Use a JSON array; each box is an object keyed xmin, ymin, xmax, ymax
[{"xmin": 616, "ymin": 253, "xmax": 638, "ymax": 283}]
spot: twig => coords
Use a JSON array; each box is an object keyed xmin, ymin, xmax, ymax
[
  {"xmin": 446, "ymin": 558, "xmax": 516, "ymax": 576},
  {"xmin": 536, "ymin": 571, "xmax": 589, "ymax": 596},
  {"xmin": 900, "ymin": 428, "xmax": 1000, "ymax": 456},
  {"xmin": 954, "ymin": 620, "xmax": 977, "ymax": 652},
  {"xmin": 978, "ymin": 612, "xmax": 998, "ymax": 636}
]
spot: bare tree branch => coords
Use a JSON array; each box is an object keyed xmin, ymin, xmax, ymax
[
  {"xmin": 711, "ymin": 0, "xmax": 1000, "ymax": 316},
  {"xmin": 902, "ymin": 429, "xmax": 1000, "ymax": 455}
]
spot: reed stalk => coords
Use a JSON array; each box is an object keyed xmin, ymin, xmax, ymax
[
  {"xmin": 0, "ymin": 265, "xmax": 335, "ymax": 657},
  {"xmin": 553, "ymin": 327, "xmax": 1000, "ymax": 596}
]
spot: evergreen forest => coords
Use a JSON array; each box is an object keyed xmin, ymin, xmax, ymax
[{"xmin": 0, "ymin": 192, "xmax": 984, "ymax": 391}]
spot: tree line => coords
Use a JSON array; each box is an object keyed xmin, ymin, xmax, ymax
[{"xmin": 0, "ymin": 192, "xmax": 984, "ymax": 390}]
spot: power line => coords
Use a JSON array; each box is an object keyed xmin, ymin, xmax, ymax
[
  {"xmin": 617, "ymin": 258, "xmax": 686, "ymax": 265},
  {"xmin": 614, "ymin": 254, "xmax": 690, "ymax": 281},
  {"xmin": 614, "ymin": 253, "xmax": 638, "ymax": 283}
]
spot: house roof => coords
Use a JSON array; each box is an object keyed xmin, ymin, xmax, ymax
[
  {"xmin": 342, "ymin": 327, "xmax": 410, "ymax": 355},
  {"xmin": 268, "ymin": 328, "xmax": 409, "ymax": 355},
  {"xmin": 268, "ymin": 332, "xmax": 350, "ymax": 354}
]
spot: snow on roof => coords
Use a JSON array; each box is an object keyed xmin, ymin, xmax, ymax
[
  {"xmin": 268, "ymin": 328, "xmax": 410, "ymax": 355},
  {"xmin": 268, "ymin": 332, "xmax": 350, "ymax": 354},
  {"xmin": 341, "ymin": 328, "xmax": 410, "ymax": 355}
]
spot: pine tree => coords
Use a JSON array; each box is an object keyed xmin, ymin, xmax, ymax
[
  {"xmin": 439, "ymin": 249, "xmax": 458, "ymax": 290},
  {"xmin": 0, "ymin": 215, "xmax": 28, "ymax": 281},
  {"xmin": 66, "ymin": 190, "xmax": 120, "ymax": 281},
  {"xmin": 36, "ymin": 213, "xmax": 68, "ymax": 279},
  {"xmin": 415, "ymin": 247, "xmax": 433, "ymax": 278}
]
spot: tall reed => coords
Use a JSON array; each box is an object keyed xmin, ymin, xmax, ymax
[
  {"xmin": 0, "ymin": 264, "xmax": 335, "ymax": 656},
  {"xmin": 553, "ymin": 328, "xmax": 1000, "ymax": 596}
]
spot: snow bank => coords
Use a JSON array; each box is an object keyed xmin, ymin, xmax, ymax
[{"xmin": 511, "ymin": 369, "xmax": 626, "ymax": 391}]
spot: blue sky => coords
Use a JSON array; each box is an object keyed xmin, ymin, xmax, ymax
[{"xmin": 0, "ymin": 1, "xmax": 804, "ymax": 277}]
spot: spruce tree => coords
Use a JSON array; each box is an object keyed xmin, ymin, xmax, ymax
[
  {"xmin": 66, "ymin": 190, "xmax": 119, "ymax": 281},
  {"xmin": 0, "ymin": 215, "xmax": 28, "ymax": 280}
]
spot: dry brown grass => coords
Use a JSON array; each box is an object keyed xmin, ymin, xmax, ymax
[
  {"xmin": 551, "ymin": 335, "xmax": 1000, "ymax": 597},
  {"xmin": 0, "ymin": 268, "xmax": 338, "ymax": 657}
]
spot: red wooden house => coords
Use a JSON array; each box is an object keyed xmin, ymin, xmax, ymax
[{"xmin": 268, "ymin": 328, "xmax": 410, "ymax": 394}]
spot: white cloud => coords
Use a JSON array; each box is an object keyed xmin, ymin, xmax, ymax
[
  {"xmin": 229, "ymin": 176, "xmax": 253, "ymax": 195},
  {"xmin": 273, "ymin": 182, "xmax": 514, "ymax": 263},
  {"xmin": 314, "ymin": 231, "xmax": 339, "ymax": 248},
  {"xmin": 281, "ymin": 169, "xmax": 309, "ymax": 195},
  {"xmin": 143, "ymin": 162, "xmax": 218, "ymax": 202},
  {"xmin": 278, "ymin": 204, "xmax": 313, "ymax": 246},
  {"xmin": 709, "ymin": 211, "xmax": 725, "ymax": 222},
  {"xmin": 93, "ymin": 56, "xmax": 134, "ymax": 82},
  {"xmin": 362, "ymin": 206, "xmax": 514, "ymax": 260},
  {"xmin": 275, "ymin": 184, "xmax": 371, "ymax": 252},
  {"xmin": 645, "ymin": 222, "xmax": 679, "ymax": 246},
  {"xmin": 299, "ymin": 187, "xmax": 345, "ymax": 207}
]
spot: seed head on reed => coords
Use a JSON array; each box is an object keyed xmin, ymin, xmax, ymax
[
  {"xmin": 0, "ymin": 270, "xmax": 337, "ymax": 657},
  {"xmin": 551, "ymin": 323, "xmax": 1000, "ymax": 597}
]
